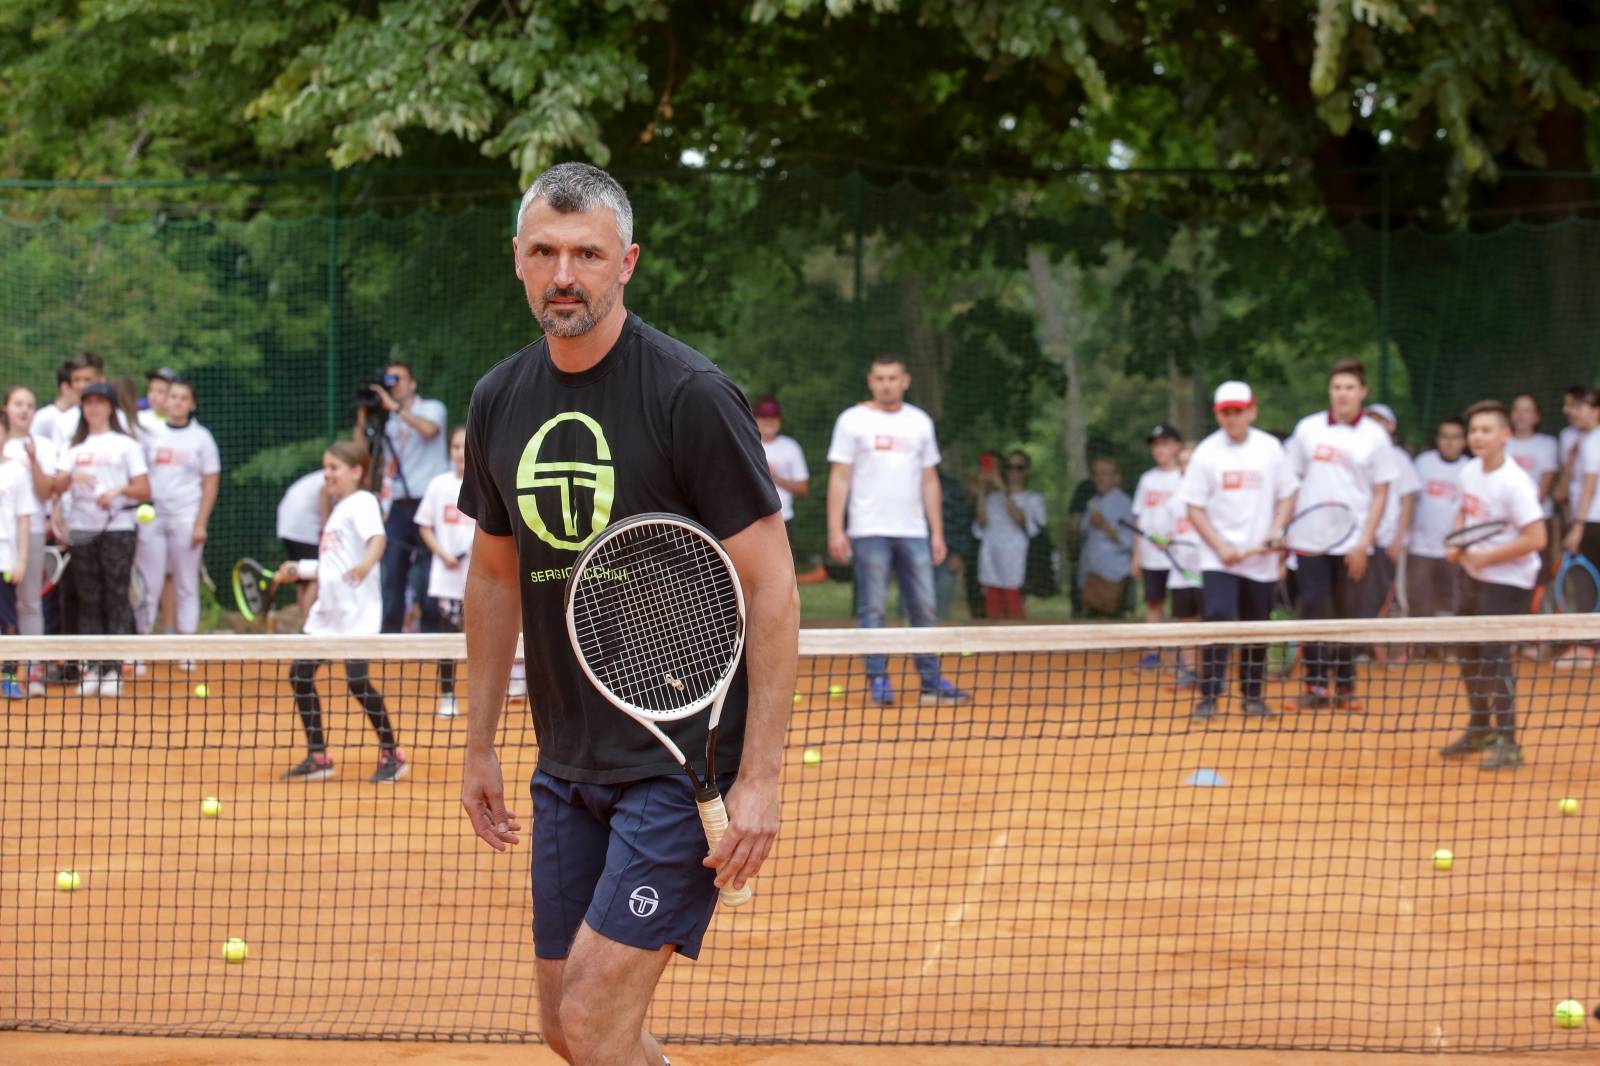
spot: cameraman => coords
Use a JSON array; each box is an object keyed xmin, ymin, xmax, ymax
[{"xmin": 353, "ymin": 362, "xmax": 448, "ymax": 633}]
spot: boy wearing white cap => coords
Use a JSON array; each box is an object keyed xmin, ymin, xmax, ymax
[
  {"xmin": 1285, "ymin": 360, "xmax": 1397, "ymax": 708},
  {"xmin": 1179, "ymin": 381, "xmax": 1299, "ymax": 721}
]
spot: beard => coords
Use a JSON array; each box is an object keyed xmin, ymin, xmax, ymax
[{"xmin": 532, "ymin": 280, "xmax": 621, "ymax": 338}]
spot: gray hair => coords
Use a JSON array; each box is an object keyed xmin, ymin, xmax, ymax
[{"xmin": 515, "ymin": 163, "xmax": 634, "ymax": 250}]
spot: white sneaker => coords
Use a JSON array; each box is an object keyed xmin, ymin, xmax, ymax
[
  {"xmin": 96, "ymin": 673, "xmax": 121, "ymax": 698},
  {"xmin": 27, "ymin": 681, "xmax": 45, "ymax": 697},
  {"xmin": 437, "ymin": 694, "xmax": 459, "ymax": 719},
  {"xmin": 178, "ymin": 659, "xmax": 195, "ymax": 673},
  {"xmin": 507, "ymin": 678, "xmax": 527, "ymax": 701},
  {"xmin": 132, "ymin": 660, "xmax": 149, "ymax": 678},
  {"xmin": 77, "ymin": 667, "xmax": 100, "ymax": 698}
]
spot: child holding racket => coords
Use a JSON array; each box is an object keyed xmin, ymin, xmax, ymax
[
  {"xmin": 1285, "ymin": 360, "xmax": 1397, "ymax": 709},
  {"xmin": 276, "ymin": 440, "xmax": 408, "ymax": 784},
  {"xmin": 1179, "ymin": 381, "xmax": 1299, "ymax": 721},
  {"xmin": 1132, "ymin": 424, "xmax": 1186, "ymax": 649},
  {"xmin": 416, "ymin": 426, "xmax": 473, "ymax": 718},
  {"xmin": 52, "ymin": 382, "xmax": 151, "ymax": 698},
  {"xmin": 1439, "ymin": 400, "xmax": 1545, "ymax": 770}
]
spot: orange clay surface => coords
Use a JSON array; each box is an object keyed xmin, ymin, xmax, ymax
[{"xmin": 2, "ymin": 649, "xmax": 1596, "ymax": 1054}]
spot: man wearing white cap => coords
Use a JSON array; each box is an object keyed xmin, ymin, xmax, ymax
[
  {"xmin": 1285, "ymin": 360, "xmax": 1397, "ymax": 709},
  {"xmin": 1179, "ymin": 381, "xmax": 1299, "ymax": 721},
  {"xmin": 1363, "ymin": 403, "xmax": 1419, "ymax": 621}
]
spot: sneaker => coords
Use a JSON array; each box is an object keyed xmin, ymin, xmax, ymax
[
  {"xmin": 1, "ymin": 676, "xmax": 22, "ymax": 700},
  {"xmin": 1242, "ymin": 698, "xmax": 1275, "ymax": 718},
  {"xmin": 869, "ymin": 675, "xmax": 894, "ymax": 706},
  {"xmin": 77, "ymin": 667, "xmax": 100, "ymax": 698},
  {"xmin": 1138, "ymin": 651, "xmax": 1162, "ymax": 671},
  {"xmin": 1296, "ymin": 684, "xmax": 1330, "ymax": 710},
  {"xmin": 1190, "ymin": 697, "xmax": 1218, "ymax": 722},
  {"xmin": 506, "ymin": 677, "xmax": 527, "ymax": 700},
  {"xmin": 1480, "ymin": 737, "xmax": 1523, "ymax": 771},
  {"xmin": 46, "ymin": 662, "xmax": 78, "ymax": 685},
  {"xmin": 27, "ymin": 680, "xmax": 45, "ymax": 697},
  {"xmin": 370, "ymin": 748, "xmax": 410, "ymax": 784},
  {"xmin": 1439, "ymin": 729, "xmax": 1496, "ymax": 758},
  {"xmin": 1553, "ymin": 648, "xmax": 1596, "ymax": 671},
  {"xmin": 437, "ymin": 694, "xmax": 460, "ymax": 719},
  {"xmin": 178, "ymin": 659, "xmax": 195, "ymax": 673},
  {"xmin": 132, "ymin": 660, "xmax": 149, "ymax": 678},
  {"xmin": 1333, "ymin": 686, "xmax": 1361, "ymax": 711},
  {"xmin": 1172, "ymin": 665, "xmax": 1198, "ymax": 689},
  {"xmin": 95, "ymin": 673, "xmax": 121, "ymax": 699},
  {"xmin": 282, "ymin": 752, "xmax": 335, "ymax": 782},
  {"xmin": 919, "ymin": 678, "xmax": 970, "ymax": 704}
]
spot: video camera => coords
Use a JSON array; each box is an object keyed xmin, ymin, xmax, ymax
[{"xmin": 353, "ymin": 371, "xmax": 400, "ymax": 412}]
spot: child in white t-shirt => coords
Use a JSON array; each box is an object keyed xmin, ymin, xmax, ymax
[
  {"xmin": 416, "ymin": 426, "xmax": 474, "ymax": 718},
  {"xmin": 1439, "ymin": 401, "xmax": 1546, "ymax": 771},
  {"xmin": 276, "ymin": 441, "xmax": 407, "ymax": 784}
]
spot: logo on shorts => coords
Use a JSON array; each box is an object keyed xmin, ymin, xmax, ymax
[
  {"xmin": 515, "ymin": 412, "xmax": 615, "ymax": 551},
  {"xmin": 628, "ymin": 885, "xmax": 660, "ymax": 918}
]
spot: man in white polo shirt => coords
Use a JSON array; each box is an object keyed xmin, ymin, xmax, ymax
[
  {"xmin": 1180, "ymin": 381, "xmax": 1298, "ymax": 722},
  {"xmin": 827, "ymin": 353, "xmax": 967, "ymax": 706},
  {"xmin": 1285, "ymin": 359, "xmax": 1397, "ymax": 709}
]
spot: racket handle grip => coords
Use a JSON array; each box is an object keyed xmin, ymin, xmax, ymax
[{"xmin": 696, "ymin": 795, "xmax": 754, "ymax": 908}]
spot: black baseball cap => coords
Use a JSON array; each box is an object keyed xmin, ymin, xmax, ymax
[
  {"xmin": 1146, "ymin": 423, "xmax": 1181, "ymax": 442},
  {"xmin": 146, "ymin": 367, "xmax": 179, "ymax": 383},
  {"xmin": 79, "ymin": 382, "xmax": 117, "ymax": 403}
]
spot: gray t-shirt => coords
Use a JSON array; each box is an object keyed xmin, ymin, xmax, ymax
[{"xmin": 384, "ymin": 396, "xmax": 449, "ymax": 499}]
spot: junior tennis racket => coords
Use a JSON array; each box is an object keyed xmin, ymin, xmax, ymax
[
  {"xmin": 1554, "ymin": 552, "xmax": 1600, "ymax": 613},
  {"xmin": 230, "ymin": 557, "xmax": 277, "ymax": 623},
  {"xmin": 1443, "ymin": 521, "xmax": 1509, "ymax": 551},
  {"xmin": 1263, "ymin": 501, "xmax": 1357, "ymax": 555},
  {"xmin": 564, "ymin": 512, "xmax": 754, "ymax": 908},
  {"xmin": 1118, "ymin": 517, "xmax": 1202, "ymax": 584},
  {"xmin": 38, "ymin": 501, "xmax": 152, "ymax": 594}
]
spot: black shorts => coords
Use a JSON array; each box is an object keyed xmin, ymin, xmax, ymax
[
  {"xmin": 281, "ymin": 538, "xmax": 319, "ymax": 562},
  {"xmin": 1142, "ymin": 569, "xmax": 1201, "ymax": 617},
  {"xmin": 1141, "ymin": 569, "xmax": 1170, "ymax": 606},
  {"xmin": 1168, "ymin": 586, "xmax": 1203, "ymax": 619}
]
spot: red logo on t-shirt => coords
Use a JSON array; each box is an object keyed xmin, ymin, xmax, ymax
[
  {"xmin": 75, "ymin": 452, "xmax": 95, "ymax": 466},
  {"xmin": 155, "ymin": 448, "xmax": 175, "ymax": 465},
  {"xmin": 1512, "ymin": 453, "xmax": 1535, "ymax": 471},
  {"xmin": 1144, "ymin": 490, "xmax": 1169, "ymax": 507},
  {"xmin": 319, "ymin": 528, "xmax": 341, "ymax": 554},
  {"xmin": 874, "ymin": 435, "xmax": 897, "ymax": 452},
  {"xmin": 1462, "ymin": 492, "xmax": 1486, "ymax": 520},
  {"xmin": 443, "ymin": 503, "xmax": 463, "ymax": 525},
  {"xmin": 1427, "ymin": 480, "xmax": 1458, "ymax": 499},
  {"xmin": 1312, "ymin": 443, "xmax": 1349, "ymax": 467},
  {"xmin": 1221, "ymin": 470, "xmax": 1262, "ymax": 491}
]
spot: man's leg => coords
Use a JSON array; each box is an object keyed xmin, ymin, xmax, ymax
[
  {"xmin": 551, "ymin": 927, "xmax": 674, "ymax": 1065},
  {"xmin": 1294, "ymin": 554, "xmax": 1335, "ymax": 699},
  {"xmin": 379, "ymin": 498, "xmax": 420, "ymax": 633},
  {"xmin": 851, "ymin": 536, "xmax": 892, "ymax": 685},
  {"xmin": 1196, "ymin": 571, "xmax": 1237, "ymax": 717},
  {"xmin": 891, "ymin": 537, "xmax": 944, "ymax": 691}
]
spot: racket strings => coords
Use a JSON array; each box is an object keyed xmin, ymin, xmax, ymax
[
  {"xmin": 1561, "ymin": 563, "xmax": 1598, "ymax": 613},
  {"xmin": 571, "ymin": 524, "xmax": 741, "ymax": 713},
  {"xmin": 1286, "ymin": 502, "xmax": 1356, "ymax": 554}
]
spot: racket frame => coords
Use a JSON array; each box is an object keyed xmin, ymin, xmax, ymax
[
  {"xmin": 564, "ymin": 511, "xmax": 753, "ymax": 907},
  {"xmin": 1117, "ymin": 517, "xmax": 1202, "ymax": 585},
  {"xmin": 1554, "ymin": 551, "xmax": 1600, "ymax": 614},
  {"xmin": 1442, "ymin": 520, "xmax": 1510, "ymax": 551},
  {"xmin": 230, "ymin": 558, "xmax": 274, "ymax": 623},
  {"xmin": 1276, "ymin": 500, "xmax": 1358, "ymax": 556}
]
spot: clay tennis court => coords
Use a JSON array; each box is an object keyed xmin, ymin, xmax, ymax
[{"xmin": 3, "ymin": 622, "xmax": 1596, "ymax": 1058}]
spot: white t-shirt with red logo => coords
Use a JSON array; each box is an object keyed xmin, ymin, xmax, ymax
[
  {"xmin": 1375, "ymin": 444, "xmax": 1420, "ymax": 550},
  {"xmin": 61, "ymin": 431, "xmax": 148, "ymax": 532},
  {"xmin": 826, "ymin": 402, "xmax": 941, "ymax": 538},
  {"xmin": 300, "ymin": 490, "xmax": 385, "ymax": 636},
  {"xmin": 415, "ymin": 470, "xmax": 475, "ymax": 601},
  {"xmin": 1576, "ymin": 430, "xmax": 1600, "ymax": 523},
  {"xmin": 1131, "ymin": 467, "xmax": 1183, "ymax": 571},
  {"xmin": 1409, "ymin": 450, "xmax": 1467, "ymax": 559},
  {"xmin": 1178, "ymin": 427, "xmax": 1299, "ymax": 583},
  {"xmin": 0, "ymin": 459, "xmax": 40, "ymax": 573},
  {"xmin": 1456, "ymin": 456, "xmax": 1543, "ymax": 590},
  {"xmin": 142, "ymin": 420, "xmax": 221, "ymax": 520},
  {"xmin": 1505, "ymin": 432, "xmax": 1559, "ymax": 517},
  {"xmin": 2, "ymin": 435, "xmax": 55, "ymax": 536},
  {"xmin": 1286, "ymin": 412, "xmax": 1398, "ymax": 556}
]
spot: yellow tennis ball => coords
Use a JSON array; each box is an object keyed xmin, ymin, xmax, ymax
[
  {"xmin": 194, "ymin": 683, "xmax": 209, "ymax": 698},
  {"xmin": 135, "ymin": 503, "xmax": 156, "ymax": 524},
  {"xmin": 792, "ymin": 692, "xmax": 802, "ymax": 704},
  {"xmin": 55, "ymin": 869, "xmax": 81, "ymax": 892},
  {"xmin": 1558, "ymin": 797, "xmax": 1579, "ymax": 816},
  {"xmin": 828, "ymin": 683, "xmax": 844, "ymax": 697},
  {"xmin": 200, "ymin": 797, "xmax": 222, "ymax": 818},
  {"xmin": 222, "ymin": 937, "xmax": 248, "ymax": 963},
  {"xmin": 1554, "ymin": 999, "xmax": 1585, "ymax": 1028},
  {"xmin": 1432, "ymin": 848, "xmax": 1454, "ymax": 871},
  {"xmin": 802, "ymin": 748, "xmax": 822, "ymax": 766}
]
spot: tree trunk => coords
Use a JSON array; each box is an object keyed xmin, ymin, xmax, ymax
[
  {"xmin": 1025, "ymin": 247, "xmax": 1087, "ymax": 484},
  {"xmin": 895, "ymin": 273, "xmax": 948, "ymax": 422}
]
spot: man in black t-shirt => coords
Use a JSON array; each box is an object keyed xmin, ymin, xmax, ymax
[{"xmin": 457, "ymin": 162, "xmax": 799, "ymax": 1066}]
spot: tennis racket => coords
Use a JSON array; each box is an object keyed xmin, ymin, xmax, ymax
[
  {"xmin": 230, "ymin": 557, "xmax": 278, "ymax": 623},
  {"xmin": 1443, "ymin": 521, "xmax": 1509, "ymax": 551},
  {"xmin": 38, "ymin": 501, "xmax": 152, "ymax": 594},
  {"xmin": 1554, "ymin": 552, "xmax": 1600, "ymax": 613},
  {"xmin": 564, "ymin": 512, "xmax": 754, "ymax": 908},
  {"xmin": 1260, "ymin": 501, "xmax": 1358, "ymax": 556},
  {"xmin": 1118, "ymin": 517, "xmax": 1202, "ymax": 584}
]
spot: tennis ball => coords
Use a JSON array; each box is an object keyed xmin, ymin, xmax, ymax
[
  {"xmin": 222, "ymin": 937, "xmax": 248, "ymax": 964},
  {"xmin": 55, "ymin": 869, "xmax": 81, "ymax": 892},
  {"xmin": 194, "ymin": 683, "xmax": 210, "ymax": 698},
  {"xmin": 1558, "ymin": 796, "xmax": 1579, "ymax": 816},
  {"xmin": 792, "ymin": 692, "xmax": 802, "ymax": 704},
  {"xmin": 1554, "ymin": 999, "xmax": 1585, "ymax": 1029},
  {"xmin": 1432, "ymin": 848, "xmax": 1454, "ymax": 871},
  {"xmin": 200, "ymin": 797, "xmax": 222, "ymax": 819},
  {"xmin": 828, "ymin": 683, "xmax": 844, "ymax": 697},
  {"xmin": 135, "ymin": 503, "xmax": 156, "ymax": 524},
  {"xmin": 802, "ymin": 748, "xmax": 822, "ymax": 766}
]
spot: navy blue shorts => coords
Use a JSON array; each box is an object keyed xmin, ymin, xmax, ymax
[{"xmin": 530, "ymin": 768, "xmax": 734, "ymax": 961}]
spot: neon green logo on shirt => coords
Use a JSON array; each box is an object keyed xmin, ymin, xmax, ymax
[{"xmin": 515, "ymin": 412, "xmax": 615, "ymax": 551}]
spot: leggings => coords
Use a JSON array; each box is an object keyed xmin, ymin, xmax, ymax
[
  {"xmin": 1295, "ymin": 552, "xmax": 1374, "ymax": 690},
  {"xmin": 288, "ymin": 659, "xmax": 398, "ymax": 753},
  {"xmin": 134, "ymin": 515, "xmax": 205, "ymax": 634},
  {"xmin": 1458, "ymin": 579, "xmax": 1532, "ymax": 739},
  {"xmin": 66, "ymin": 529, "xmax": 138, "ymax": 671}
]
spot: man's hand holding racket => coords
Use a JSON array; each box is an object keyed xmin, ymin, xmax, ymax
[{"xmin": 707, "ymin": 771, "xmax": 779, "ymax": 894}]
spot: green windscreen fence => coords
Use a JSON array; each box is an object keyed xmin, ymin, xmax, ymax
[{"xmin": 2, "ymin": 170, "xmax": 1597, "ymax": 605}]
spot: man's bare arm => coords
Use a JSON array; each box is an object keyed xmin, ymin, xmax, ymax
[
  {"xmin": 460, "ymin": 527, "xmax": 525, "ymax": 851},
  {"xmin": 706, "ymin": 511, "xmax": 800, "ymax": 892}
]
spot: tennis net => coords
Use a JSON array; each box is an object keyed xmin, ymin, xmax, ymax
[{"xmin": 2, "ymin": 618, "xmax": 1597, "ymax": 1051}]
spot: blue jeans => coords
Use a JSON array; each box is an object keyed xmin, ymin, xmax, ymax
[
  {"xmin": 381, "ymin": 498, "xmax": 437, "ymax": 634},
  {"xmin": 852, "ymin": 535, "xmax": 941, "ymax": 687}
]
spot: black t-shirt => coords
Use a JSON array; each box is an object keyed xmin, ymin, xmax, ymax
[{"xmin": 458, "ymin": 312, "xmax": 780, "ymax": 784}]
